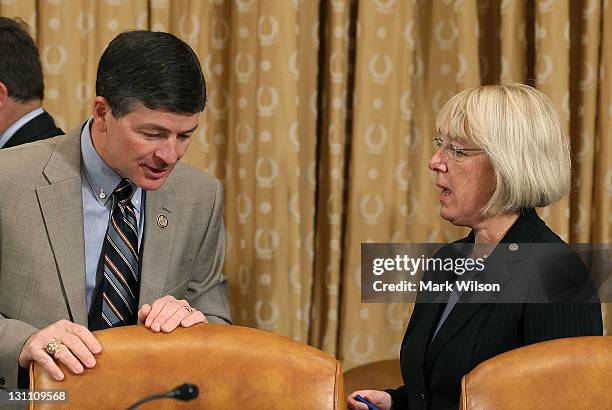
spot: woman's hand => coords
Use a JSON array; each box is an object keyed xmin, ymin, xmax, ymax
[{"xmin": 347, "ymin": 390, "xmax": 392, "ymax": 410}]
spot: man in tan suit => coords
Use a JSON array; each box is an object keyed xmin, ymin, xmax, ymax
[{"xmin": 0, "ymin": 30, "xmax": 231, "ymax": 390}]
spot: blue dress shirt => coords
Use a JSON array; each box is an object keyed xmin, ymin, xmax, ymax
[{"xmin": 80, "ymin": 118, "xmax": 144, "ymax": 310}]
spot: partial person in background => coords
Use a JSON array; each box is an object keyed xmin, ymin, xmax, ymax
[
  {"xmin": 348, "ymin": 84, "xmax": 602, "ymax": 410},
  {"xmin": 0, "ymin": 30, "xmax": 231, "ymax": 390},
  {"xmin": 0, "ymin": 17, "xmax": 62, "ymax": 148}
]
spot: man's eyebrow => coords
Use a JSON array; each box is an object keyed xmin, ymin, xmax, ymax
[
  {"xmin": 138, "ymin": 123, "xmax": 199, "ymax": 134},
  {"xmin": 180, "ymin": 124, "xmax": 199, "ymax": 134}
]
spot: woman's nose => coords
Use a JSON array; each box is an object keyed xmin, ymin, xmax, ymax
[{"xmin": 428, "ymin": 149, "xmax": 447, "ymax": 172}]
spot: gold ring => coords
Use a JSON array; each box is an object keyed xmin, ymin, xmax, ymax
[
  {"xmin": 46, "ymin": 339, "xmax": 64, "ymax": 357},
  {"xmin": 182, "ymin": 305, "xmax": 193, "ymax": 314}
]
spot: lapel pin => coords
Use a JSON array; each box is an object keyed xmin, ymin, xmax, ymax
[
  {"xmin": 157, "ymin": 214, "xmax": 168, "ymax": 229},
  {"xmin": 509, "ymin": 243, "xmax": 518, "ymax": 251}
]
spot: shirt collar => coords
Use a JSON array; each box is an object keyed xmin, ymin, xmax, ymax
[
  {"xmin": 80, "ymin": 117, "xmax": 141, "ymax": 207},
  {"xmin": 0, "ymin": 107, "xmax": 45, "ymax": 148}
]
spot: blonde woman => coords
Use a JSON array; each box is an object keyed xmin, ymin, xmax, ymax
[{"xmin": 348, "ymin": 84, "xmax": 602, "ymax": 410}]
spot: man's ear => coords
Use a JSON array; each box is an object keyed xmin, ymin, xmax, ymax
[
  {"xmin": 0, "ymin": 82, "xmax": 9, "ymax": 110},
  {"xmin": 92, "ymin": 96, "xmax": 112, "ymax": 132}
]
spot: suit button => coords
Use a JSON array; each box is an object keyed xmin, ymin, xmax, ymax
[
  {"xmin": 0, "ymin": 376, "xmax": 5, "ymax": 385},
  {"xmin": 420, "ymin": 391, "xmax": 425, "ymax": 399}
]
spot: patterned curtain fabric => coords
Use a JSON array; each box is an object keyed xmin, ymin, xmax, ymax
[{"xmin": 2, "ymin": 0, "xmax": 609, "ymax": 369}]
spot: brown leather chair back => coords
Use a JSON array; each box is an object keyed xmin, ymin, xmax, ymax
[
  {"xmin": 343, "ymin": 359, "xmax": 402, "ymax": 395},
  {"xmin": 30, "ymin": 324, "xmax": 346, "ymax": 409},
  {"xmin": 460, "ymin": 336, "xmax": 612, "ymax": 410}
]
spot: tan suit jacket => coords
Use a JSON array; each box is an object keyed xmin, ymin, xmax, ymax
[{"xmin": 0, "ymin": 127, "xmax": 231, "ymax": 389}]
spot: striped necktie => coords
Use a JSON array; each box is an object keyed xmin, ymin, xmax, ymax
[{"xmin": 89, "ymin": 179, "xmax": 140, "ymax": 330}]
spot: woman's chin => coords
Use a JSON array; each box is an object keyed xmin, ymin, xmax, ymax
[
  {"xmin": 439, "ymin": 209, "xmax": 467, "ymax": 227},
  {"xmin": 439, "ymin": 207, "xmax": 455, "ymax": 222}
]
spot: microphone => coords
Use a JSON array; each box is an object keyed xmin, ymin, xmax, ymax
[
  {"xmin": 169, "ymin": 383, "xmax": 199, "ymax": 401},
  {"xmin": 126, "ymin": 383, "xmax": 199, "ymax": 409}
]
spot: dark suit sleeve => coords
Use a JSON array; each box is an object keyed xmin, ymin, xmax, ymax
[
  {"xmin": 524, "ymin": 303, "xmax": 603, "ymax": 343},
  {"xmin": 386, "ymin": 385, "xmax": 410, "ymax": 409},
  {"xmin": 523, "ymin": 242, "xmax": 603, "ymax": 341},
  {"xmin": 186, "ymin": 179, "xmax": 231, "ymax": 324},
  {"xmin": 2, "ymin": 111, "xmax": 63, "ymax": 149}
]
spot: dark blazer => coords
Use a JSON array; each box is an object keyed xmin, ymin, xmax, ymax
[
  {"xmin": 387, "ymin": 209, "xmax": 603, "ymax": 410},
  {"xmin": 2, "ymin": 110, "xmax": 63, "ymax": 148}
]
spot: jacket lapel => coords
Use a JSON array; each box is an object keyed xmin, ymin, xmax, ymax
[
  {"xmin": 424, "ymin": 209, "xmax": 542, "ymax": 372},
  {"xmin": 425, "ymin": 302, "xmax": 485, "ymax": 372},
  {"xmin": 138, "ymin": 183, "xmax": 177, "ymax": 306},
  {"xmin": 36, "ymin": 128, "xmax": 88, "ymax": 326},
  {"xmin": 401, "ymin": 302, "xmax": 445, "ymax": 385}
]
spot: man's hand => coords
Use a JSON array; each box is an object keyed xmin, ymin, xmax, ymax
[
  {"xmin": 18, "ymin": 320, "xmax": 101, "ymax": 382},
  {"xmin": 138, "ymin": 295, "xmax": 207, "ymax": 333}
]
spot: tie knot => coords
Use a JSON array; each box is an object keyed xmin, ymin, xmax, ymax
[{"xmin": 113, "ymin": 179, "xmax": 133, "ymax": 203}]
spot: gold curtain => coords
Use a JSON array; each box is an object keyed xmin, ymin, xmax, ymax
[{"xmin": 2, "ymin": 0, "xmax": 610, "ymax": 369}]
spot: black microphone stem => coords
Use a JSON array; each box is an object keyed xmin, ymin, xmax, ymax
[
  {"xmin": 126, "ymin": 392, "xmax": 173, "ymax": 410},
  {"xmin": 125, "ymin": 383, "xmax": 198, "ymax": 410}
]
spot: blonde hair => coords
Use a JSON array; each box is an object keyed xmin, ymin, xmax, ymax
[{"xmin": 435, "ymin": 83, "xmax": 571, "ymax": 215}]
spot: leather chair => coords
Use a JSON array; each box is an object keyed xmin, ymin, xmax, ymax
[
  {"xmin": 343, "ymin": 359, "xmax": 402, "ymax": 396},
  {"xmin": 460, "ymin": 336, "xmax": 612, "ymax": 410},
  {"xmin": 30, "ymin": 324, "xmax": 346, "ymax": 409}
]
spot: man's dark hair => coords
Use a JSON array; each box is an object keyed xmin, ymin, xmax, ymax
[
  {"xmin": 0, "ymin": 17, "xmax": 44, "ymax": 102},
  {"xmin": 96, "ymin": 30, "xmax": 206, "ymax": 117}
]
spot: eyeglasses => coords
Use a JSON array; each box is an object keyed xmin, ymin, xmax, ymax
[{"xmin": 432, "ymin": 136, "xmax": 484, "ymax": 161}]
